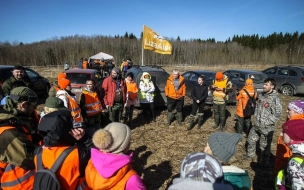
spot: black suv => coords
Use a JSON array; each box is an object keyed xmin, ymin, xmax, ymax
[
  {"xmin": 262, "ymin": 66, "xmax": 304, "ymax": 96},
  {"xmin": 126, "ymin": 65, "xmax": 170, "ymax": 107},
  {"xmin": 0, "ymin": 65, "xmax": 51, "ymax": 95}
]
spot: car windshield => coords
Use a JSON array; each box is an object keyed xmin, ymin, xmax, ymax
[
  {"xmin": 66, "ymin": 73, "xmax": 91, "ymax": 84},
  {"xmin": 203, "ymin": 74, "xmax": 216, "ymax": 81},
  {"xmin": 251, "ymin": 74, "xmax": 268, "ymax": 83}
]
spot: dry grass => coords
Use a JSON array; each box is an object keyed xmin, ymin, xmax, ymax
[{"xmin": 35, "ymin": 64, "xmax": 300, "ymax": 190}]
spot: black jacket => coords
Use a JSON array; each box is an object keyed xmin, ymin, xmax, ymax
[
  {"xmin": 37, "ymin": 110, "xmax": 93, "ymax": 177},
  {"xmin": 191, "ymin": 83, "xmax": 208, "ymax": 103}
]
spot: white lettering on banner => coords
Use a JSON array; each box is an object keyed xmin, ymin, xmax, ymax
[{"xmin": 144, "ymin": 38, "xmax": 172, "ymax": 51}]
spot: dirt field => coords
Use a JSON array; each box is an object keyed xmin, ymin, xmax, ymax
[{"xmin": 36, "ymin": 65, "xmax": 301, "ymax": 190}]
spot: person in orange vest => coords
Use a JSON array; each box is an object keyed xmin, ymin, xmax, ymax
[
  {"xmin": 235, "ymin": 78, "xmax": 257, "ymax": 136},
  {"xmin": 274, "ymin": 100, "xmax": 304, "ymax": 176},
  {"xmin": 124, "ymin": 72, "xmax": 138, "ymax": 127},
  {"xmin": 35, "ymin": 110, "xmax": 92, "ymax": 190},
  {"xmin": 49, "ymin": 72, "xmax": 67, "ymax": 97},
  {"xmin": 80, "ymin": 79, "xmax": 103, "ymax": 137},
  {"xmin": 165, "ymin": 69, "xmax": 186, "ymax": 126},
  {"xmin": 85, "ymin": 122, "xmax": 146, "ymax": 190},
  {"xmin": 83, "ymin": 58, "xmax": 89, "ymax": 69},
  {"xmin": 211, "ymin": 72, "xmax": 232, "ymax": 131},
  {"xmin": 56, "ymin": 78, "xmax": 84, "ymax": 128},
  {"xmin": 0, "ymin": 87, "xmax": 40, "ymax": 190}
]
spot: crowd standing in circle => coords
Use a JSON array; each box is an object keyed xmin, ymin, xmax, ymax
[{"xmin": 0, "ymin": 63, "xmax": 303, "ymax": 189}]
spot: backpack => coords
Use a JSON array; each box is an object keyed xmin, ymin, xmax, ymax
[
  {"xmin": 243, "ymin": 89, "xmax": 256, "ymax": 117},
  {"xmin": 33, "ymin": 146, "xmax": 77, "ymax": 190}
]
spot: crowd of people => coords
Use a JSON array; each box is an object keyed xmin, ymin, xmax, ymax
[{"xmin": 0, "ymin": 65, "xmax": 303, "ymax": 189}]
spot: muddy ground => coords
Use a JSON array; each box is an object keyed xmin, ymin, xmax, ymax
[{"xmin": 36, "ymin": 67, "xmax": 301, "ymax": 190}]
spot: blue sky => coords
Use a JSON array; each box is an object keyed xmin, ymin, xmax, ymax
[{"xmin": 1, "ymin": 0, "xmax": 304, "ymax": 44}]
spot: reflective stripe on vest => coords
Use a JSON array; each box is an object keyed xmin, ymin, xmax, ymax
[
  {"xmin": 213, "ymin": 78, "xmax": 228, "ymax": 98},
  {"xmin": 67, "ymin": 95, "xmax": 83, "ymax": 126},
  {"xmin": 82, "ymin": 91, "xmax": 103, "ymax": 117},
  {"xmin": 0, "ymin": 127, "xmax": 35, "ymax": 190}
]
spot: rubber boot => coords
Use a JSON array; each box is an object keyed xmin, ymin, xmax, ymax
[
  {"xmin": 124, "ymin": 107, "xmax": 130, "ymax": 124},
  {"xmin": 167, "ymin": 112, "xmax": 174, "ymax": 126},
  {"xmin": 197, "ymin": 114, "xmax": 204, "ymax": 129},
  {"xmin": 176, "ymin": 112, "xmax": 183, "ymax": 126},
  {"xmin": 128, "ymin": 106, "xmax": 134, "ymax": 127},
  {"xmin": 187, "ymin": 115, "xmax": 195, "ymax": 131}
]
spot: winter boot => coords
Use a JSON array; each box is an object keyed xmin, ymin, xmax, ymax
[
  {"xmin": 187, "ymin": 114, "xmax": 195, "ymax": 131},
  {"xmin": 176, "ymin": 112, "xmax": 183, "ymax": 126},
  {"xmin": 197, "ymin": 114, "xmax": 204, "ymax": 129},
  {"xmin": 124, "ymin": 107, "xmax": 130, "ymax": 123},
  {"xmin": 167, "ymin": 112, "xmax": 174, "ymax": 126},
  {"xmin": 128, "ymin": 106, "xmax": 134, "ymax": 127}
]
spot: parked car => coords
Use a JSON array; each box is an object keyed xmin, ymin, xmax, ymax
[
  {"xmin": 223, "ymin": 69, "xmax": 268, "ymax": 94},
  {"xmin": 0, "ymin": 65, "xmax": 51, "ymax": 95},
  {"xmin": 65, "ymin": 69, "xmax": 104, "ymax": 103},
  {"xmin": 126, "ymin": 65, "xmax": 170, "ymax": 107},
  {"xmin": 182, "ymin": 70, "xmax": 237, "ymax": 105},
  {"xmin": 262, "ymin": 66, "xmax": 304, "ymax": 96}
]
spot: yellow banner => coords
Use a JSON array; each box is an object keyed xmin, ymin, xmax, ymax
[{"xmin": 143, "ymin": 25, "xmax": 172, "ymax": 55}]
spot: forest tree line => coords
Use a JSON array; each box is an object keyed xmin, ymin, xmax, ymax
[{"xmin": 0, "ymin": 31, "xmax": 303, "ymax": 67}]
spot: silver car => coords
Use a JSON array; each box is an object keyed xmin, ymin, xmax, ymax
[
  {"xmin": 223, "ymin": 69, "xmax": 268, "ymax": 95},
  {"xmin": 262, "ymin": 66, "xmax": 304, "ymax": 96}
]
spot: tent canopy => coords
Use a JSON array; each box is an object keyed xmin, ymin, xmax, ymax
[{"xmin": 88, "ymin": 52, "xmax": 114, "ymax": 62}]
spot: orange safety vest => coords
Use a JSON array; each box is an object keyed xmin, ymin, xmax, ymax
[
  {"xmin": 82, "ymin": 90, "xmax": 103, "ymax": 117},
  {"xmin": 126, "ymin": 81, "xmax": 138, "ymax": 100},
  {"xmin": 0, "ymin": 126, "xmax": 35, "ymax": 190},
  {"xmin": 213, "ymin": 78, "xmax": 229, "ymax": 98},
  {"xmin": 85, "ymin": 159, "xmax": 136, "ymax": 190},
  {"xmin": 34, "ymin": 146, "xmax": 88, "ymax": 190},
  {"xmin": 67, "ymin": 95, "xmax": 83, "ymax": 127}
]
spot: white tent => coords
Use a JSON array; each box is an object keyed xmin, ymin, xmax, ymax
[{"xmin": 88, "ymin": 52, "xmax": 114, "ymax": 63}]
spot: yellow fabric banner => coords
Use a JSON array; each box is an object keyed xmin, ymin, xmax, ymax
[{"xmin": 143, "ymin": 25, "xmax": 172, "ymax": 55}]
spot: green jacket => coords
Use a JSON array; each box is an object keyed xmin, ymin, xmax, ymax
[
  {"xmin": 2, "ymin": 76, "xmax": 32, "ymax": 96},
  {"xmin": 0, "ymin": 111, "xmax": 37, "ymax": 170}
]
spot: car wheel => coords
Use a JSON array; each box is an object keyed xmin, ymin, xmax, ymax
[{"xmin": 281, "ymin": 85, "xmax": 294, "ymax": 96}]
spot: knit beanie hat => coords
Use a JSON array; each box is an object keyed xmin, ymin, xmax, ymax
[
  {"xmin": 57, "ymin": 72, "xmax": 67, "ymax": 81},
  {"xmin": 215, "ymin": 72, "xmax": 223, "ymax": 80},
  {"xmin": 58, "ymin": 78, "xmax": 71, "ymax": 90},
  {"xmin": 180, "ymin": 152, "xmax": 224, "ymax": 183},
  {"xmin": 245, "ymin": 78, "xmax": 253, "ymax": 86},
  {"xmin": 45, "ymin": 97, "xmax": 67, "ymax": 110},
  {"xmin": 208, "ymin": 132, "xmax": 242, "ymax": 162},
  {"xmin": 112, "ymin": 67, "xmax": 121, "ymax": 75},
  {"xmin": 288, "ymin": 100, "xmax": 304, "ymax": 114},
  {"xmin": 92, "ymin": 122, "xmax": 131, "ymax": 154}
]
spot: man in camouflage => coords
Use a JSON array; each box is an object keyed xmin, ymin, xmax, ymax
[
  {"xmin": 0, "ymin": 87, "xmax": 40, "ymax": 188},
  {"xmin": 244, "ymin": 78, "xmax": 282, "ymax": 167},
  {"xmin": 2, "ymin": 66, "xmax": 32, "ymax": 96}
]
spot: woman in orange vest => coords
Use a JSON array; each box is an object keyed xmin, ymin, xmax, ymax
[
  {"xmin": 56, "ymin": 78, "xmax": 84, "ymax": 128},
  {"xmin": 80, "ymin": 79, "xmax": 103, "ymax": 137},
  {"xmin": 274, "ymin": 100, "xmax": 304, "ymax": 176},
  {"xmin": 85, "ymin": 122, "xmax": 146, "ymax": 190},
  {"xmin": 35, "ymin": 110, "xmax": 92, "ymax": 190},
  {"xmin": 124, "ymin": 72, "xmax": 138, "ymax": 127},
  {"xmin": 83, "ymin": 59, "xmax": 89, "ymax": 69}
]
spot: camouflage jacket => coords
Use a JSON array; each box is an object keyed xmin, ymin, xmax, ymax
[
  {"xmin": 253, "ymin": 90, "xmax": 282, "ymax": 134},
  {"xmin": 2, "ymin": 76, "xmax": 32, "ymax": 96},
  {"xmin": 0, "ymin": 111, "xmax": 37, "ymax": 170}
]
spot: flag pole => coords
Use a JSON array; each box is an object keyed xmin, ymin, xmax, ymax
[{"xmin": 141, "ymin": 25, "xmax": 144, "ymax": 66}]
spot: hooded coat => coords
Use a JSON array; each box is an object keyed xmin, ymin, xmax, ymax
[{"xmin": 139, "ymin": 72, "xmax": 155, "ymax": 103}]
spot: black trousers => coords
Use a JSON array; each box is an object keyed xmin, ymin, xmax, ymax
[
  {"xmin": 191, "ymin": 101, "xmax": 205, "ymax": 115},
  {"xmin": 167, "ymin": 97, "xmax": 184, "ymax": 112},
  {"xmin": 140, "ymin": 102, "xmax": 155, "ymax": 119}
]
